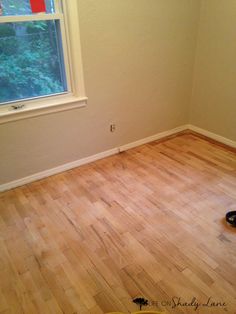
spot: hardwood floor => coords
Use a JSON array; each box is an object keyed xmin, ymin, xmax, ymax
[{"xmin": 0, "ymin": 133, "xmax": 235, "ymax": 314}]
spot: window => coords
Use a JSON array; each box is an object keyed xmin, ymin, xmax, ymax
[{"xmin": 0, "ymin": 0, "xmax": 87, "ymax": 123}]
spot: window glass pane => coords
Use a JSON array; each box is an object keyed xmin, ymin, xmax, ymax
[
  {"xmin": 0, "ymin": 20, "xmax": 67, "ymax": 104},
  {"xmin": 0, "ymin": 0, "xmax": 55, "ymax": 16}
]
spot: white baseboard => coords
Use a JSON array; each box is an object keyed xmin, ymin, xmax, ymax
[
  {"xmin": 188, "ymin": 124, "xmax": 236, "ymax": 149},
  {"xmin": 0, "ymin": 148, "xmax": 119, "ymax": 192},
  {"xmin": 0, "ymin": 124, "xmax": 235, "ymax": 192},
  {"xmin": 119, "ymin": 125, "xmax": 188, "ymax": 152},
  {"xmin": 0, "ymin": 125, "xmax": 188, "ymax": 192}
]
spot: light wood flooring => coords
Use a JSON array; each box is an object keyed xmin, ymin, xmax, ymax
[{"xmin": 0, "ymin": 133, "xmax": 235, "ymax": 314}]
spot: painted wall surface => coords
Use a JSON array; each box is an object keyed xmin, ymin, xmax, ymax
[
  {"xmin": 0, "ymin": 0, "xmax": 200, "ymax": 184},
  {"xmin": 190, "ymin": 0, "xmax": 236, "ymax": 141}
]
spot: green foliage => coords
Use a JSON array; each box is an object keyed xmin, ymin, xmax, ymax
[
  {"xmin": 0, "ymin": 23, "xmax": 15, "ymax": 37},
  {"xmin": 1, "ymin": 0, "xmax": 32, "ymax": 16},
  {"xmin": 0, "ymin": 51, "xmax": 63, "ymax": 101},
  {"xmin": 0, "ymin": 20, "xmax": 64, "ymax": 103},
  {"xmin": 26, "ymin": 21, "xmax": 48, "ymax": 34},
  {"xmin": 0, "ymin": 23, "xmax": 17, "ymax": 55}
]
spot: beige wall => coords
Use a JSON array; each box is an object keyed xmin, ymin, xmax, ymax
[
  {"xmin": 0, "ymin": 0, "xmax": 200, "ymax": 185},
  {"xmin": 190, "ymin": 0, "xmax": 236, "ymax": 141}
]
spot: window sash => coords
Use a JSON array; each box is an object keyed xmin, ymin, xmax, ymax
[
  {"xmin": 0, "ymin": 13, "xmax": 63, "ymax": 23},
  {"xmin": 0, "ymin": 0, "xmax": 87, "ymax": 122},
  {"xmin": 0, "ymin": 0, "xmax": 73, "ymax": 106}
]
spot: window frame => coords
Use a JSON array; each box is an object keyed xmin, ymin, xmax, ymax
[{"xmin": 0, "ymin": 0, "xmax": 87, "ymax": 124}]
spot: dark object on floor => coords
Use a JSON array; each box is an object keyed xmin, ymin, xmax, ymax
[{"xmin": 226, "ymin": 211, "xmax": 236, "ymax": 227}]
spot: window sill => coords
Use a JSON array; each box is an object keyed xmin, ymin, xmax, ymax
[{"xmin": 0, "ymin": 95, "xmax": 88, "ymax": 124}]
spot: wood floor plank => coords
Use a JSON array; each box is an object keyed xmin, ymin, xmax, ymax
[{"xmin": 0, "ymin": 134, "xmax": 235, "ymax": 313}]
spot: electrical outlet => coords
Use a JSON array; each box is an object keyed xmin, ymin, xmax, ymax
[{"xmin": 110, "ymin": 123, "xmax": 116, "ymax": 132}]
